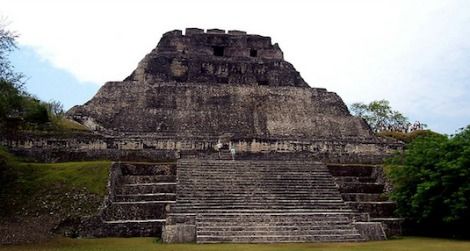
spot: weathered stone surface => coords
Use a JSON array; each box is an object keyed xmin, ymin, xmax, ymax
[
  {"xmin": 162, "ymin": 224, "xmax": 196, "ymax": 243},
  {"xmin": 328, "ymin": 164, "xmax": 403, "ymax": 238},
  {"xmin": 70, "ymin": 84, "xmax": 370, "ymax": 138},
  {"xmin": 0, "ymin": 29, "xmax": 402, "ymax": 164},
  {"xmin": 163, "ymin": 159, "xmax": 380, "ymax": 243},
  {"xmin": 354, "ymin": 222, "xmax": 386, "ymax": 241},
  {"xmin": 78, "ymin": 162, "xmax": 176, "ymax": 237},
  {"xmin": 0, "ymin": 29, "xmax": 405, "ymax": 242},
  {"xmin": 67, "ymin": 29, "xmax": 378, "ymax": 142}
]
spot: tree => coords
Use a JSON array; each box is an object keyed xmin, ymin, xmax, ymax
[
  {"xmin": 0, "ymin": 20, "xmax": 51, "ymax": 132},
  {"xmin": 0, "ymin": 19, "xmax": 23, "ymax": 87},
  {"xmin": 386, "ymin": 126, "xmax": 470, "ymax": 237},
  {"xmin": 350, "ymin": 100, "xmax": 425, "ymax": 133}
]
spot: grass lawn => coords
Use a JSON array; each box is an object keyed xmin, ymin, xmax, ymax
[
  {"xmin": 16, "ymin": 160, "xmax": 111, "ymax": 196},
  {"xmin": 1, "ymin": 237, "xmax": 469, "ymax": 251}
]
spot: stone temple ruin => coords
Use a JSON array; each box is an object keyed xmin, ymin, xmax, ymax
[{"xmin": 5, "ymin": 28, "xmax": 404, "ymax": 242}]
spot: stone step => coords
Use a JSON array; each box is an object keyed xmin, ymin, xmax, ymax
[
  {"xmin": 117, "ymin": 183, "xmax": 176, "ymax": 194},
  {"xmin": 176, "ymin": 196, "xmax": 343, "ymax": 200},
  {"xmin": 346, "ymin": 201, "xmax": 396, "ymax": 217},
  {"xmin": 169, "ymin": 209, "xmax": 356, "ymax": 215},
  {"xmin": 178, "ymin": 187, "xmax": 338, "ymax": 191},
  {"xmin": 178, "ymin": 178, "xmax": 337, "ymax": 182},
  {"xmin": 177, "ymin": 191, "xmax": 340, "ymax": 195},
  {"xmin": 174, "ymin": 204, "xmax": 348, "ymax": 208},
  {"xmin": 121, "ymin": 175, "xmax": 176, "ymax": 184},
  {"xmin": 177, "ymin": 187, "xmax": 339, "ymax": 191},
  {"xmin": 178, "ymin": 160, "xmax": 323, "ymax": 165},
  {"xmin": 196, "ymin": 234, "xmax": 363, "ymax": 243},
  {"xmin": 101, "ymin": 201, "xmax": 171, "ymax": 221},
  {"xmin": 197, "ymin": 229, "xmax": 359, "ymax": 236},
  {"xmin": 196, "ymin": 216, "xmax": 351, "ymax": 223},
  {"xmin": 115, "ymin": 193, "xmax": 176, "ymax": 202},
  {"xmin": 197, "ymin": 221, "xmax": 352, "ymax": 227},
  {"xmin": 327, "ymin": 165, "xmax": 375, "ymax": 177},
  {"xmin": 180, "ymin": 168, "xmax": 328, "ymax": 171},
  {"xmin": 120, "ymin": 163, "xmax": 176, "ymax": 176},
  {"xmin": 176, "ymin": 198, "xmax": 345, "ymax": 201},
  {"xmin": 190, "ymin": 213, "xmax": 369, "ymax": 223},
  {"xmin": 370, "ymin": 217, "xmax": 403, "ymax": 237},
  {"xmin": 180, "ymin": 172, "xmax": 332, "ymax": 175},
  {"xmin": 177, "ymin": 191, "xmax": 341, "ymax": 195},
  {"xmin": 179, "ymin": 174, "xmax": 333, "ymax": 178},
  {"xmin": 177, "ymin": 193, "xmax": 341, "ymax": 197},
  {"xmin": 188, "ymin": 167, "xmax": 332, "ymax": 170},
  {"xmin": 334, "ymin": 176, "xmax": 376, "ymax": 183},
  {"xmin": 179, "ymin": 165, "xmax": 327, "ymax": 169},
  {"xmin": 171, "ymin": 206, "xmax": 350, "ymax": 211},
  {"xmin": 178, "ymin": 181, "xmax": 338, "ymax": 185},
  {"xmin": 176, "ymin": 199, "xmax": 344, "ymax": 203},
  {"xmin": 178, "ymin": 182, "xmax": 338, "ymax": 187},
  {"xmin": 179, "ymin": 175, "xmax": 334, "ymax": 179},
  {"xmin": 174, "ymin": 201, "xmax": 345, "ymax": 207},
  {"xmin": 182, "ymin": 172, "xmax": 331, "ymax": 175},
  {"xmin": 339, "ymin": 183, "xmax": 384, "ymax": 193},
  {"xmin": 198, "ymin": 224, "xmax": 356, "ymax": 231},
  {"xmin": 174, "ymin": 201, "xmax": 347, "ymax": 206},
  {"xmin": 341, "ymin": 193, "xmax": 386, "ymax": 202}
]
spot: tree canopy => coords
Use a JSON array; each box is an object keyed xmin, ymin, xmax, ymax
[
  {"xmin": 0, "ymin": 21, "xmax": 67, "ymax": 133},
  {"xmin": 0, "ymin": 20, "xmax": 23, "ymax": 86},
  {"xmin": 386, "ymin": 126, "xmax": 470, "ymax": 237},
  {"xmin": 350, "ymin": 100, "xmax": 425, "ymax": 133}
]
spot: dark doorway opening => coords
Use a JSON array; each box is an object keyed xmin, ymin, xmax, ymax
[
  {"xmin": 258, "ymin": 80, "xmax": 269, "ymax": 86},
  {"xmin": 250, "ymin": 49, "xmax": 258, "ymax": 57},
  {"xmin": 213, "ymin": 46, "xmax": 225, "ymax": 57}
]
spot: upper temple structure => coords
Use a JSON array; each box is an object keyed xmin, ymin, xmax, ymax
[
  {"xmin": 67, "ymin": 28, "xmax": 378, "ymax": 144},
  {"xmin": 5, "ymin": 29, "xmax": 404, "ymax": 243}
]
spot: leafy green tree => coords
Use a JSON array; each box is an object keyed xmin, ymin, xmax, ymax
[
  {"xmin": 350, "ymin": 100, "xmax": 422, "ymax": 132},
  {"xmin": 0, "ymin": 19, "xmax": 23, "ymax": 87},
  {"xmin": 386, "ymin": 126, "xmax": 470, "ymax": 237},
  {"xmin": 0, "ymin": 20, "xmax": 57, "ymax": 132},
  {"xmin": 23, "ymin": 98, "xmax": 50, "ymax": 125}
]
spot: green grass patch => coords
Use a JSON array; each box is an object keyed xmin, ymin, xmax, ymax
[
  {"xmin": 0, "ymin": 148, "xmax": 110, "ymax": 217},
  {"xmin": 16, "ymin": 161, "xmax": 110, "ymax": 196},
  {"xmin": 1, "ymin": 237, "xmax": 469, "ymax": 251},
  {"xmin": 52, "ymin": 117, "xmax": 90, "ymax": 132}
]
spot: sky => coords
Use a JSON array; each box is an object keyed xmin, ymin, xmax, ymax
[{"xmin": 1, "ymin": 0, "xmax": 470, "ymax": 134}]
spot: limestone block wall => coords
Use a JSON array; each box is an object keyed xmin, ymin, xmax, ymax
[
  {"xmin": 68, "ymin": 84, "xmax": 374, "ymax": 139},
  {"xmin": 1, "ymin": 132, "xmax": 401, "ymax": 164}
]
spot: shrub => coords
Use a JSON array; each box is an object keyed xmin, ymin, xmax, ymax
[{"xmin": 386, "ymin": 126, "xmax": 470, "ymax": 237}]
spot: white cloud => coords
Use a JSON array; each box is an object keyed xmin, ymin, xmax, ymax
[{"xmin": 1, "ymin": 0, "xmax": 469, "ymax": 133}]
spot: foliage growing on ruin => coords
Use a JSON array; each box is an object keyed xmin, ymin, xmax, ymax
[
  {"xmin": 386, "ymin": 126, "xmax": 470, "ymax": 237},
  {"xmin": 350, "ymin": 100, "xmax": 425, "ymax": 133},
  {"xmin": 377, "ymin": 130, "xmax": 441, "ymax": 143}
]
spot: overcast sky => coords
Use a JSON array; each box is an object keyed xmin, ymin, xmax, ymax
[{"xmin": 1, "ymin": 0, "xmax": 470, "ymax": 134}]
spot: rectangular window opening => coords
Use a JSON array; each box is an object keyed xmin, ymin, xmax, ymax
[
  {"xmin": 213, "ymin": 46, "xmax": 225, "ymax": 57},
  {"xmin": 258, "ymin": 80, "xmax": 269, "ymax": 86},
  {"xmin": 250, "ymin": 49, "xmax": 258, "ymax": 57}
]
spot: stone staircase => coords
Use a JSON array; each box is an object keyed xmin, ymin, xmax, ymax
[
  {"xmin": 215, "ymin": 149, "xmax": 233, "ymax": 160},
  {"xmin": 81, "ymin": 162, "xmax": 176, "ymax": 237},
  {"xmin": 328, "ymin": 164, "xmax": 403, "ymax": 237},
  {"xmin": 164, "ymin": 159, "xmax": 380, "ymax": 243}
]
